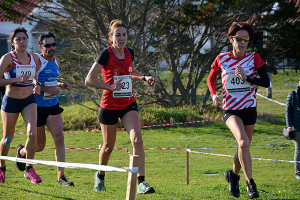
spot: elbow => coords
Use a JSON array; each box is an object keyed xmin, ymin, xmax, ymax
[
  {"xmin": 264, "ymin": 82, "xmax": 270, "ymax": 88},
  {"xmin": 85, "ymin": 78, "xmax": 90, "ymax": 86},
  {"xmin": 261, "ymin": 80, "xmax": 270, "ymax": 88}
]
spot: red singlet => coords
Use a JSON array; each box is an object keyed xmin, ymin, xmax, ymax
[{"xmin": 100, "ymin": 46, "xmax": 136, "ymax": 110}]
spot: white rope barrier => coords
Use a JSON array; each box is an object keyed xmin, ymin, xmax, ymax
[
  {"xmin": 0, "ymin": 156, "xmax": 138, "ymax": 173},
  {"xmin": 272, "ymin": 83, "xmax": 297, "ymax": 86},
  {"xmin": 187, "ymin": 149, "xmax": 300, "ymax": 164},
  {"xmin": 256, "ymin": 93, "xmax": 286, "ymax": 106}
]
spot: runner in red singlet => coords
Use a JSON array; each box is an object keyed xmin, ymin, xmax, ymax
[
  {"xmin": 85, "ymin": 19, "xmax": 156, "ymax": 194},
  {"xmin": 207, "ymin": 22, "xmax": 270, "ymax": 199}
]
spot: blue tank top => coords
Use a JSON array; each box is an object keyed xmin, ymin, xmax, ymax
[
  {"xmin": 4, "ymin": 51, "xmax": 37, "ymax": 87},
  {"xmin": 35, "ymin": 55, "xmax": 59, "ymax": 107}
]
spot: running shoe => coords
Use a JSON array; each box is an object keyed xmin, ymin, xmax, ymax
[
  {"xmin": 136, "ymin": 181, "xmax": 155, "ymax": 194},
  {"xmin": 224, "ymin": 170, "xmax": 240, "ymax": 198},
  {"xmin": 246, "ymin": 179, "xmax": 259, "ymax": 199},
  {"xmin": 24, "ymin": 167, "xmax": 42, "ymax": 184},
  {"xmin": 296, "ymin": 172, "xmax": 300, "ymax": 180},
  {"xmin": 57, "ymin": 175, "xmax": 74, "ymax": 186},
  {"xmin": 0, "ymin": 167, "xmax": 5, "ymax": 183},
  {"xmin": 94, "ymin": 172, "xmax": 106, "ymax": 191},
  {"xmin": 16, "ymin": 144, "xmax": 26, "ymax": 171}
]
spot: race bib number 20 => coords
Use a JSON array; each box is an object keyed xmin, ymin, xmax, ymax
[{"xmin": 113, "ymin": 75, "xmax": 133, "ymax": 98}]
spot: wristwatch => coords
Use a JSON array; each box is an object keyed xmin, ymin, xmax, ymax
[
  {"xmin": 142, "ymin": 74, "xmax": 147, "ymax": 81},
  {"xmin": 34, "ymin": 81, "xmax": 41, "ymax": 86}
]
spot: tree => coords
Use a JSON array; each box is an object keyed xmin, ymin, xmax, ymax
[
  {"xmin": 258, "ymin": 0, "xmax": 300, "ymax": 72},
  {"xmin": 145, "ymin": 0, "xmax": 280, "ymax": 106},
  {"xmin": 1, "ymin": 0, "xmax": 292, "ymax": 107}
]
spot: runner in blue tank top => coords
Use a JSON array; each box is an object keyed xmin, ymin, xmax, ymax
[
  {"xmin": 16, "ymin": 32, "xmax": 73, "ymax": 186},
  {"xmin": 35, "ymin": 54, "xmax": 59, "ymax": 107}
]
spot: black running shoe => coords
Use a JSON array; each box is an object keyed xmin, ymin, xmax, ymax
[
  {"xmin": 16, "ymin": 144, "xmax": 26, "ymax": 171},
  {"xmin": 57, "ymin": 175, "xmax": 74, "ymax": 186},
  {"xmin": 224, "ymin": 170, "xmax": 240, "ymax": 198},
  {"xmin": 246, "ymin": 179, "xmax": 259, "ymax": 199}
]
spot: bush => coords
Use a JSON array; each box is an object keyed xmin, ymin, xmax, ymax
[{"xmin": 139, "ymin": 105, "xmax": 203, "ymax": 125}]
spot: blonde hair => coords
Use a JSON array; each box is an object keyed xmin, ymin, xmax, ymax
[{"xmin": 108, "ymin": 19, "xmax": 127, "ymax": 44}]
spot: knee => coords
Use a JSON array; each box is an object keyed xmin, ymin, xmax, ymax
[
  {"xmin": 132, "ymin": 134, "xmax": 143, "ymax": 147},
  {"xmin": 101, "ymin": 144, "xmax": 114, "ymax": 155},
  {"xmin": 54, "ymin": 134, "xmax": 64, "ymax": 146},
  {"xmin": 36, "ymin": 145, "xmax": 45, "ymax": 152},
  {"xmin": 27, "ymin": 132, "xmax": 37, "ymax": 142},
  {"xmin": 1, "ymin": 136, "xmax": 13, "ymax": 147},
  {"xmin": 238, "ymin": 139, "xmax": 250, "ymax": 149}
]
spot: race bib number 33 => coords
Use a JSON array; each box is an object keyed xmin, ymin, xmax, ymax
[
  {"xmin": 225, "ymin": 70, "xmax": 250, "ymax": 94},
  {"xmin": 113, "ymin": 75, "xmax": 133, "ymax": 98}
]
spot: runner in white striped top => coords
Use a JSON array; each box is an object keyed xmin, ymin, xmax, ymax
[{"xmin": 207, "ymin": 22, "xmax": 270, "ymax": 199}]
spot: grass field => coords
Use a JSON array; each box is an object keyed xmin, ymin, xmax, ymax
[
  {"xmin": 0, "ymin": 70, "xmax": 300, "ymax": 199},
  {"xmin": 0, "ymin": 121, "xmax": 299, "ymax": 199}
]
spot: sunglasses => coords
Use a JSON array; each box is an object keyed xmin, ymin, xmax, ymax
[
  {"xmin": 42, "ymin": 43, "xmax": 56, "ymax": 48},
  {"xmin": 232, "ymin": 36, "xmax": 250, "ymax": 42}
]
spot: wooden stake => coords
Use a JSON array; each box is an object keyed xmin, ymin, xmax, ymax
[
  {"xmin": 126, "ymin": 155, "xmax": 139, "ymax": 200},
  {"xmin": 186, "ymin": 146, "xmax": 189, "ymax": 185}
]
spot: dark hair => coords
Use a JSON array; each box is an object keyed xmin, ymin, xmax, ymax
[
  {"xmin": 227, "ymin": 22, "xmax": 255, "ymax": 46},
  {"xmin": 108, "ymin": 19, "xmax": 127, "ymax": 44},
  {"xmin": 38, "ymin": 31, "xmax": 56, "ymax": 45},
  {"xmin": 9, "ymin": 27, "xmax": 29, "ymax": 51}
]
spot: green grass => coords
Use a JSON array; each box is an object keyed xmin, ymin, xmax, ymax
[
  {"xmin": 0, "ymin": 69, "xmax": 300, "ymax": 199},
  {"xmin": 1, "ymin": 120, "xmax": 299, "ymax": 199}
]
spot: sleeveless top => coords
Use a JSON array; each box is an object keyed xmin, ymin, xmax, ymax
[
  {"xmin": 35, "ymin": 55, "xmax": 59, "ymax": 107},
  {"xmin": 211, "ymin": 51, "xmax": 265, "ymax": 110},
  {"xmin": 100, "ymin": 46, "xmax": 136, "ymax": 110},
  {"xmin": 4, "ymin": 51, "xmax": 37, "ymax": 87}
]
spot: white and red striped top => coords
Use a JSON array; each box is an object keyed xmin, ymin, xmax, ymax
[{"xmin": 209, "ymin": 51, "xmax": 265, "ymax": 110}]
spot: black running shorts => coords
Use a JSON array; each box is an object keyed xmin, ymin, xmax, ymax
[
  {"xmin": 37, "ymin": 103, "xmax": 64, "ymax": 127},
  {"xmin": 222, "ymin": 107, "xmax": 257, "ymax": 125},
  {"xmin": 98, "ymin": 101, "xmax": 138, "ymax": 125}
]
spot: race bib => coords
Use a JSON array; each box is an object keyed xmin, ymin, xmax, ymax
[
  {"xmin": 225, "ymin": 70, "xmax": 250, "ymax": 93},
  {"xmin": 113, "ymin": 75, "xmax": 133, "ymax": 98},
  {"xmin": 44, "ymin": 81, "xmax": 57, "ymax": 100},
  {"xmin": 16, "ymin": 65, "xmax": 35, "ymax": 85}
]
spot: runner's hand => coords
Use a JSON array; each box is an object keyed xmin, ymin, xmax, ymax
[
  {"xmin": 61, "ymin": 82, "xmax": 72, "ymax": 91},
  {"xmin": 111, "ymin": 79, "xmax": 123, "ymax": 91},
  {"xmin": 145, "ymin": 75, "xmax": 157, "ymax": 86},
  {"xmin": 235, "ymin": 66, "xmax": 247, "ymax": 80},
  {"xmin": 46, "ymin": 86, "xmax": 60, "ymax": 95},
  {"xmin": 212, "ymin": 94, "xmax": 222, "ymax": 107},
  {"xmin": 16, "ymin": 75, "xmax": 29, "ymax": 83}
]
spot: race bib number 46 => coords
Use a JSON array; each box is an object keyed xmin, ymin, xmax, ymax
[
  {"xmin": 113, "ymin": 75, "xmax": 133, "ymax": 98},
  {"xmin": 16, "ymin": 65, "xmax": 35, "ymax": 85},
  {"xmin": 225, "ymin": 70, "xmax": 250, "ymax": 93}
]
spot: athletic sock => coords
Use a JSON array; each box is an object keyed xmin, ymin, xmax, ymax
[
  {"xmin": 25, "ymin": 165, "xmax": 33, "ymax": 172},
  {"xmin": 137, "ymin": 176, "xmax": 145, "ymax": 184},
  {"xmin": 97, "ymin": 173, "xmax": 105, "ymax": 180},
  {"xmin": 58, "ymin": 172, "xmax": 64, "ymax": 181}
]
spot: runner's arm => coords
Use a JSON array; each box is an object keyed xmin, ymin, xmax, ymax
[{"xmin": 246, "ymin": 65, "xmax": 270, "ymax": 88}]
